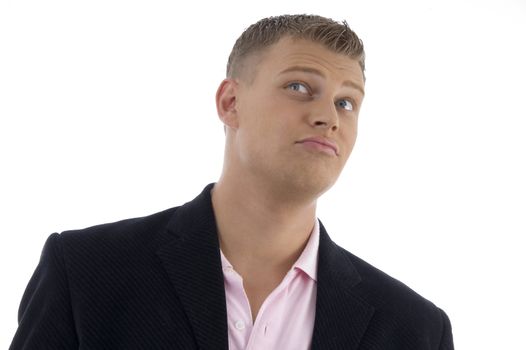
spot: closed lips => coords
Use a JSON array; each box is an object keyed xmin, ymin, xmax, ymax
[{"xmin": 297, "ymin": 137, "xmax": 339, "ymax": 155}]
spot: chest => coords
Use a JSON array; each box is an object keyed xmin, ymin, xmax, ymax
[{"xmin": 222, "ymin": 268, "xmax": 317, "ymax": 349}]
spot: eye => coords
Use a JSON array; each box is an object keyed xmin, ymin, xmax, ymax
[
  {"xmin": 286, "ymin": 82, "xmax": 310, "ymax": 95},
  {"xmin": 336, "ymin": 99, "xmax": 354, "ymax": 112}
]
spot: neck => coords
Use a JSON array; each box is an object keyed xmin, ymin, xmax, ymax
[{"xmin": 211, "ymin": 176, "xmax": 317, "ymax": 276}]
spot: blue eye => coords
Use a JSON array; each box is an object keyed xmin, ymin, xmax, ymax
[
  {"xmin": 337, "ymin": 99, "xmax": 354, "ymax": 111},
  {"xmin": 287, "ymin": 82, "xmax": 309, "ymax": 94}
]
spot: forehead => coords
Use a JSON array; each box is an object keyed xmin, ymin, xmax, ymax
[{"xmin": 254, "ymin": 36, "xmax": 364, "ymax": 87}]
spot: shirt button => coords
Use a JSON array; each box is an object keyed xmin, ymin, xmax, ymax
[{"xmin": 235, "ymin": 320, "xmax": 245, "ymax": 330}]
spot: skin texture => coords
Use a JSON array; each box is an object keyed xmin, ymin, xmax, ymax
[{"xmin": 212, "ymin": 36, "xmax": 365, "ymax": 321}]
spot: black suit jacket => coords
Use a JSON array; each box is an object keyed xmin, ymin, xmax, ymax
[{"xmin": 10, "ymin": 184, "xmax": 454, "ymax": 349}]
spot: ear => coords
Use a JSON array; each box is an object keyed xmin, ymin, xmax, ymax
[{"xmin": 215, "ymin": 78, "xmax": 239, "ymax": 130}]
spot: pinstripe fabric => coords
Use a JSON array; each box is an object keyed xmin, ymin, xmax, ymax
[{"xmin": 10, "ymin": 183, "xmax": 454, "ymax": 349}]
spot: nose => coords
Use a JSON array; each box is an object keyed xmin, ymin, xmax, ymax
[{"xmin": 308, "ymin": 99, "xmax": 339, "ymax": 132}]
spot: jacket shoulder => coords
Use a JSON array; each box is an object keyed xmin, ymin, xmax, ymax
[
  {"xmin": 337, "ymin": 245, "xmax": 452, "ymax": 346},
  {"xmin": 59, "ymin": 207, "xmax": 179, "ymax": 264},
  {"xmin": 344, "ymin": 247, "xmax": 442, "ymax": 312},
  {"xmin": 59, "ymin": 206, "xmax": 179, "ymax": 253}
]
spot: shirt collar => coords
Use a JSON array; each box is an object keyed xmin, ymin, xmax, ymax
[
  {"xmin": 220, "ymin": 248, "xmax": 233, "ymax": 270},
  {"xmin": 219, "ymin": 219, "xmax": 320, "ymax": 282},
  {"xmin": 292, "ymin": 219, "xmax": 319, "ymax": 282}
]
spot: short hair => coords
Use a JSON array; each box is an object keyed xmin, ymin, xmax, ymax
[{"xmin": 226, "ymin": 14, "xmax": 366, "ymax": 82}]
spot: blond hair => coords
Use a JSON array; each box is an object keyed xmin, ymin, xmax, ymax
[{"xmin": 226, "ymin": 14, "xmax": 365, "ymax": 81}]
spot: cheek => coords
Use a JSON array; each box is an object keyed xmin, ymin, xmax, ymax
[
  {"xmin": 256, "ymin": 102, "xmax": 298, "ymax": 136},
  {"xmin": 340, "ymin": 121, "xmax": 359, "ymax": 155}
]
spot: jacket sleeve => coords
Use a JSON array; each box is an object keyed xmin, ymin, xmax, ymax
[
  {"xmin": 438, "ymin": 307, "xmax": 454, "ymax": 350},
  {"xmin": 10, "ymin": 233, "xmax": 79, "ymax": 350}
]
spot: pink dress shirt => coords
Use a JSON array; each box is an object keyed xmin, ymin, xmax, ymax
[{"xmin": 220, "ymin": 220, "xmax": 319, "ymax": 350}]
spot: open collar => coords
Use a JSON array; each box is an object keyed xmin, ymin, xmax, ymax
[{"xmin": 156, "ymin": 183, "xmax": 374, "ymax": 350}]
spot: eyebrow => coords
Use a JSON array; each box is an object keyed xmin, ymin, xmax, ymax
[{"xmin": 278, "ymin": 65, "xmax": 365, "ymax": 96}]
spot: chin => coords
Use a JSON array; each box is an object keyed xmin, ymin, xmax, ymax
[
  {"xmin": 278, "ymin": 171, "xmax": 338, "ymax": 202},
  {"xmin": 247, "ymin": 154, "xmax": 343, "ymax": 201}
]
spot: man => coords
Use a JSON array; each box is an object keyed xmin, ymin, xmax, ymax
[{"xmin": 10, "ymin": 15, "xmax": 454, "ymax": 349}]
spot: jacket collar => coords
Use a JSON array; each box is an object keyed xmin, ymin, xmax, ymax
[
  {"xmin": 311, "ymin": 221, "xmax": 375, "ymax": 349},
  {"xmin": 157, "ymin": 184, "xmax": 374, "ymax": 350},
  {"xmin": 157, "ymin": 183, "xmax": 228, "ymax": 350}
]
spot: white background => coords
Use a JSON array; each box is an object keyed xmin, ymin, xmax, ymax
[{"xmin": 1, "ymin": 0, "xmax": 525, "ymax": 348}]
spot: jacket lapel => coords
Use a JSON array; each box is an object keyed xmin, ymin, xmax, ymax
[
  {"xmin": 156, "ymin": 184, "xmax": 228, "ymax": 350},
  {"xmin": 155, "ymin": 184, "xmax": 374, "ymax": 350},
  {"xmin": 311, "ymin": 222, "xmax": 375, "ymax": 350}
]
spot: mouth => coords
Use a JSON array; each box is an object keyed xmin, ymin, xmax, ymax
[{"xmin": 296, "ymin": 137, "xmax": 339, "ymax": 156}]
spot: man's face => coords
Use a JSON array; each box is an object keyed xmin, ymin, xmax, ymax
[{"xmin": 227, "ymin": 36, "xmax": 365, "ymax": 199}]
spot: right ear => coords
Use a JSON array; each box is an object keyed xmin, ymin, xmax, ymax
[{"xmin": 215, "ymin": 78, "xmax": 239, "ymax": 130}]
